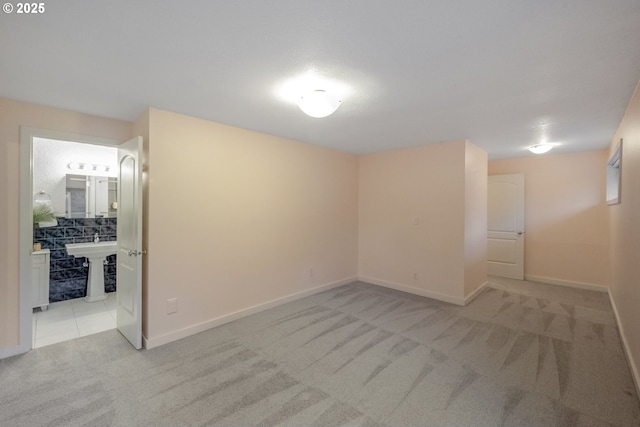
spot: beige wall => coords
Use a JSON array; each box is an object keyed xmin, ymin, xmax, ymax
[
  {"xmin": 3, "ymin": 95, "xmax": 632, "ymax": 363},
  {"xmin": 464, "ymin": 141, "xmax": 488, "ymax": 296},
  {"xmin": 0, "ymin": 97, "xmax": 131, "ymax": 351},
  {"xmin": 358, "ymin": 140, "xmax": 487, "ymax": 304},
  {"xmin": 143, "ymin": 108, "xmax": 358, "ymax": 347},
  {"xmin": 1, "ymin": 98, "xmax": 481, "ymax": 353},
  {"xmin": 0, "ymin": 96, "xmax": 620, "ymax": 360},
  {"xmin": 489, "ymin": 150, "xmax": 610, "ymax": 289},
  {"xmin": 608, "ymin": 83, "xmax": 640, "ymax": 388}
]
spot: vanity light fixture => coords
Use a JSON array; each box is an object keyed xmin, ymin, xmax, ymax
[
  {"xmin": 68, "ymin": 162, "xmax": 112, "ymax": 172},
  {"xmin": 528, "ymin": 143, "xmax": 554, "ymax": 154},
  {"xmin": 67, "ymin": 162, "xmax": 86, "ymax": 171},
  {"xmin": 298, "ymin": 89, "xmax": 342, "ymax": 118}
]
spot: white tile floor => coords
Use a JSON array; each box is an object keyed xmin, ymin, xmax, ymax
[{"xmin": 32, "ymin": 293, "xmax": 117, "ymax": 348}]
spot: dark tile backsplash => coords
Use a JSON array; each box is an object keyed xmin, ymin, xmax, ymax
[{"xmin": 34, "ymin": 217, "xmax": 117, "ymax": 303}]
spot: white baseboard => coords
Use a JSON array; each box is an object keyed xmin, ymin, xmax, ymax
[
  {"xmin": 0, "ymin": 343, "xmax": 30, "ymax": 360},
  {"xmin": 524, "ymin": 275, "xmax": 608, "ymax": 293},
  {"xmin": 530, "ymin": 275, "xmax": 639, "ymax": 396},
  {"xmin": 464, "ymin": 281, "xmax": 489, "ymax": 305},
  {"xmin": 358, "ymin": 276, "xmax": 465, "ymax": 306},
  {"xmin": 608, "ymin": 290, "xmax": 640, "ymax": 397},
  {"xmin": 144, "ymin": 276, "xmax": 358, "ymax": 350}
]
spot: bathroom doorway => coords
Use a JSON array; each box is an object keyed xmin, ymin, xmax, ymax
[
  {"xmin": 19, "ymin": 128, "xmax": 143, "ymax": 353},
  {"xmin": 31, "ymin": 137, "xmax": 119, "ymax": 348}
]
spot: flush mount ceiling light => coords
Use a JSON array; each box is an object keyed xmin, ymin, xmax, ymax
[
  {"xmin": 298, "ymin": 89, "xmax": 342, "ymax": 118},
  {"xmin": 528, "ymin": 143, "xmax": 554, "ymax": 154}
]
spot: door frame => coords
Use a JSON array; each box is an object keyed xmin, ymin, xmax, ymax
[
  {"xmin": 16, "ymin": 127, "xmax": 121, "ymax": 356},
  {"xmin": 487, "ymin": 173, "xmax": 525, "ymax": 280}
]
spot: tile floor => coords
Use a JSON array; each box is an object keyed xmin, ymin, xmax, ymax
[{"xmin": 31, "ymin": 292, "xmax": 117, "ymax": 348}]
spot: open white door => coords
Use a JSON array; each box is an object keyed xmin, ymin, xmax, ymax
[
  {"xmin": 488, "ymin": 174, "xmax": 525, "ymax": 280},
  {"xmin": 117, "ymin": 136, "xmax": 143, "ymax": 349}
]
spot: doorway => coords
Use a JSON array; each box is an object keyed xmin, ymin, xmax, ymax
[
  {"xmin": 31, "ymin": 136, "xmax": 119, "ymax": 347},
  {"xmin": 19, "ymin": 127, "xmax": 143, "ymax": 352},
  {"xmin": 487, "ymin": 174, "xmax": 525, "ymax": 280}
]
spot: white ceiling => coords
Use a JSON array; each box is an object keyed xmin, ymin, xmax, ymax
[{"xmin": 2, "ymin": 1, "xmax": 640, "ymax": 159}]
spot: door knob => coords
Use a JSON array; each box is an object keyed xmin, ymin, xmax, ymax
[{"xmin": 517, "ymin": 231, "xmax": 524, "ymax": 236}]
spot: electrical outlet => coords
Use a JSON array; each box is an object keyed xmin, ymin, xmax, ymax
[
  {"xmin": 412, "ymin": 217, "xmax": 419, "ymax": 226},
  {"xmin": 167, "ymin": 298, "xmax": 178, "ymax": 314},
  {"xmin": 309, "ymin": 267, "xmax": 314, "ymax": 278},
  {"xmin": 413, "ymin": 273, "xmax": 418, "ymax": 280}
]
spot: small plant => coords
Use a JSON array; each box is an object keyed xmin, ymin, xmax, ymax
[{"xmin": 33, "ymin": 202, "xmax": 56, "ymax": 224}]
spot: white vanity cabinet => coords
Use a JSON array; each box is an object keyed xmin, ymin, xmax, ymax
[{"xmin": 32, "ymin": 249, "xmax": 50, "ymax": 311}]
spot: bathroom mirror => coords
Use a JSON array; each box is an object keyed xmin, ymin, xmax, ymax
[{"xmin": 65, "ymin": 174, "xmax": 118, "ymax": 218}]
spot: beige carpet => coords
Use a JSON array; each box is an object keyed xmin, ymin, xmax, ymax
[{"xmin": 1, "ymin": 278, "xmax": 639, "ymax": 426}]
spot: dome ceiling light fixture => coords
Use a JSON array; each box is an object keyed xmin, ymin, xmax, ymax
[
  {"xmin": 297, "ymin": 89, "xmax": 342, "ymax": 118},
  {"xmin": 528, "ymin": 143, "xmax": 554, "ymax": 154}
]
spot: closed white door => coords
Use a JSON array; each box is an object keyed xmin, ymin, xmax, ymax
[
  {"xmin": 117, "ymin": 136, "xmax": 143, "ymax": 349},
  {"xmin": 488, "ymin": 174, "xmax": 525, "ymax": 280}
]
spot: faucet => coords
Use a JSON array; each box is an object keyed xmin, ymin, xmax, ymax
[{"xmin": 94, "ymin": 233, "xmax": 100, "ymax": 243}]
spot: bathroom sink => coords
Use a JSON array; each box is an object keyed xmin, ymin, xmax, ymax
[
  {"xmin": 65, "ymin": 241, "xmax": 117, "ymax": 302},
  {"xmin": 65, "ymin": 241, "xmax": 117, "ymax": 258}
]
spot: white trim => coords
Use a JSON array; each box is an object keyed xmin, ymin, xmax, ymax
[
  {"xmin": 0, "ymin": 342, "xmax": 31, "ymax": 360},
  {"xmin": 608, "ymin": 290, "xmax": 640, "ymax": 397},
  {"xmin": 464, "ymin": 281, "xmax": 489, "ymax": 305},
  {"xmin": 358, "ymin": 276, "xmax": 465, "ymax": 306},
  {"xmin": 21, "ymin": 126, "xmax": 122, "ymax": 147},
  {"xmin": 524, "ymin": 275, "xmax": 608, "ymax": 293},
  {"xmin": 144, "ymin": 276, "xmax": 358, "ymax": 349},
  {"xmin": 12, "ymin": 127, "xmax": 122, "ymax": 360},
  {"xmin": 17, "ymin": 129, "xmax": 33, "ymax": 358}
]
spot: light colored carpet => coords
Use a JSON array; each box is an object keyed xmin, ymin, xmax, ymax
[{"xmin": 1, "ymin": 279, "xmax": 639, "ymax": 426}]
